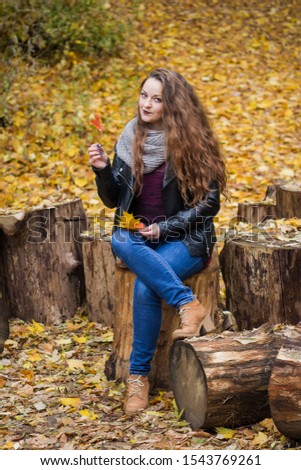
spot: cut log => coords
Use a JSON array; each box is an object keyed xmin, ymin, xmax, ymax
[
  {"xmin": 276, "ymin": 182, "xmax": 301, "ymax": 219},
  {"xmin": 237, "ymin": 202, "xmax": 276, "ymax": 225},
  {"xmin": 0, "ymin": 199, "xmax": 87, "ymax": 324},
  {"xmin": 0, "ymin": 263, "xmax": 9, "ymax": 353},
  {"xmin": 105, "ymin": 247, "xmax": 221, "ymax": 390},
  {"xmin": 264, "ymin": 179, "xmax": 294, "ymax": 202},
  {"xmin": 220, "ymin": 232, "xmax": 301, "ymax": 330},
  {"xmin": 82, "ymin": 237, "xmax": 115, "ymax": 327},
  {"xmin": 269, "ymin": 325, "xmax": 301, "ymax": 440},
  {"xmin": 169, "ymin": 324, "xmax": 296, "ymax": 430}
]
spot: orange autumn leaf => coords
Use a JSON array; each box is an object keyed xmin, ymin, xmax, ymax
[
  {"xmin": 115, "ymin": 211, "xmax": 145, "ymax": 231},
  {"xmin": 20, "ymin": 369, "xmax": 35, "ymax": 381},
  {"xmin": 90, "ymin": 113, "xmax": 104, "ymax": 132}
]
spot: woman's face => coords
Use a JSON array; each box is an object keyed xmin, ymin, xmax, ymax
[{"xmin": 138, "ymin": 78, "xmax": 163, "ymax": 130}]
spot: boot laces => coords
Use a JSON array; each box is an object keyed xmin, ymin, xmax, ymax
[
  {"xmin": 127, "ymin": 376, "xmax": 145, "ymax": 397},
  {"xmin": 179, "ymin": 306, "xmax": 192, "ymax": 326}
]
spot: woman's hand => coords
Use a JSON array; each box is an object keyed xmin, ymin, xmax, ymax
[
  {"xmin": 88, "ymin": 143, "xmax": 109, "ymax": 169},
  {"xmin": 139, "ymin": 223, "xmax": 160, "ymax": 240}
]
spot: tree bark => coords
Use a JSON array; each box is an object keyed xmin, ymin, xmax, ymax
[
  {"xmin": 220, "ymin": 233, "xmax": 301, "ymax": 330},
  {"xmin": 169, "ymin": 324, "xmax": 293, "ymax": 430},
  {"xmin": 276, "ymin": 182, "xmax": 301, "ymax": 219},
  {"xmin": 269, "ymin": 325, "xmax": 301, "ymax": 440},
  {"xmin": 0, "ymin": 218, "xmax": 14, "ymax": 352},
  {"xmin": 105, "ymin": 247, "xmax": 221, "ymax": 390},
  {"xmin": 237, "ymin": 202, "xmax": 276, "ymax": 225},
  {"xmin": 0, "ymin": 262, "xmax": 9, "ymax": 353},
  {"xmin": 82, "ymin": 237, "xmax": 115, "ymax": 327},
  {"xmin": 0, "ymin": 199, "xmax": 87, "ymax": 324}
]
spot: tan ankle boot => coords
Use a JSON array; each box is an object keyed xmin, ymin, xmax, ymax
[
  {"xmin": 124, "ymin": 375, "xmax": 149, "ymax": 414},
  {"xmin": 172, "ymin": 298, "xmax": 215, "ymax": 340}
]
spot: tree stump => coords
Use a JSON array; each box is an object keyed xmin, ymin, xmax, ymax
[
  {"xmin": 0, "ymin": 199, "xmax": 87, "ymax": 324},
  {"xmin": 169, "ymin": 324, "xmax": 294, "ymax": 430},
  {"xmin": 0, "ymin": 298, "xmax": 9, "ymax": 354},
  {"xmin": 220, "ymin": 232, "xmax": 301, "ymax": 330},
  {"xmin": 82, "ymin": 237, "xmax": 115, "ymax": 327},
  {"xmin": 0, "ymin": 264, "xmax": 9, "ymax": 353},
  {"xmin": 268, "ymin": 325, "xmax": 301, "ymax": 440},
  {"xmin": 105, "ymin": 247, "xmax": 221, "ymax": 390},
  {"xmin": 237, "ymin": 202, "xmax": 276, "ymax": 225},
  {"xmin": 276, "ymin": 182, "xmax": 301, "ymax": 219}
]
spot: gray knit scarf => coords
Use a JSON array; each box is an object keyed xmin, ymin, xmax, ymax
[{"xmin": 116, "ymin": 117, "xmax": 166, "ymax": 174}]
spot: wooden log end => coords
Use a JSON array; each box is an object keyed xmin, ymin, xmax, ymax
[
  {"xmin": 170, "ymin": 325, "xmax": 278, "ymax": 430},
  {"xmin": 0, "ymin": 211, "xmax": 26, "ymax": 236},
  {"xmin": 169, "ymin": 341, "xmax": 208, "ymax": 430},
  {"xmin": 269, "ymin": 335, "xmax": 301, "ymax": 440}
]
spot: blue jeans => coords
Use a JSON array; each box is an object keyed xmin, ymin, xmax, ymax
[{"xmin": 111, "ymin": 228, "xmax": 208, "ymax": 376}]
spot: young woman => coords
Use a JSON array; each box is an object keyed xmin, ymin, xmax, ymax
[{"xmin": 88, "ymin": 68, "xmax": 227, "ymax": 415}]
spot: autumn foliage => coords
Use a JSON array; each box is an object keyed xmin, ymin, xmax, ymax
[
  {"xmin": 115, "ymin": 211, "xmax": 145, "ymax": 231},
  {"xmin": 0, "ymin": 0, "xmax": 300, "ymax": 451},
  {"xmin": 0, "ymin": 0, "xmax": 126, "ymax": 61}
]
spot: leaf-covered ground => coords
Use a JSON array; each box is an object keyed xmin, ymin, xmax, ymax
[
  {"xmin": 1, "ymin": 315, "xmax": 300, "ymax": 451},
  {"xmin": 1, "ymin": 0, "xmax": 301, "ymax": 450},
  {"xmin": 1, "ymin": 0, "xmax": 300, "ymax": 227}
]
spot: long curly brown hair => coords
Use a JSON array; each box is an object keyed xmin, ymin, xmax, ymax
[{"xmin": 132, "ymin": 68, "xmax": 227, "ymax": 206}]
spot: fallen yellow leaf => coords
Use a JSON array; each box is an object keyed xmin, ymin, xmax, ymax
[
  {"xmin": 252, "ymin": 431, "xmax": 269, "ymax": 446},
  {"xmin": 73, "ymin": 334, "xmax": 87, "ymax": 344},
  {"xmin": 28, "ymin": 320, "xmax": 45, "ymax": 334},
  {"xmin": 99, "ymin": 331, "xmax": 114, "ymax": 343},
  {"xmin": 60, "ymin": 397, "xmax": 81, "ymax": 408},
  {"xmin": 78, "ymin": 409, "xmax": 99, "ymax": 420},
  {"xmin": 26, "ymin": 351, "xmax": 42, "ymax": 362},
  {"xmin": 67, "ymin": 359, "xmax": 85, "ymax": 371},
  {"xmin": 215, "ymin": 426, "xmax": 237, "ymax": 439}
]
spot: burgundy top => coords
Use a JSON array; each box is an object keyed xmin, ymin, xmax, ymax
[{"xmin": 131, "ymin": 163, "xmax": 166, "ymax": 225}]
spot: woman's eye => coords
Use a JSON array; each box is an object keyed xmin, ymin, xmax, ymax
[
  {"xmin": 141, "ymin": 92, "xmax": 147, "ymax": 98},
  {"xmin": 154, "ymin": 98, "xmax": 162, "ymax": 103}
]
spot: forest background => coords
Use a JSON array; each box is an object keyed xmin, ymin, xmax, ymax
[{"xmin": 0, "ymin": 0, "xmax": 300, "ymax": 451}]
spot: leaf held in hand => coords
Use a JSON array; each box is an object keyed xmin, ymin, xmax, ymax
[
  {"xmin": 90, "ymin": 113, "xmax": 104, "ymax": 131},
  {"xmin": 115, "ymin": 211, "xmax": 145, "ymax": 231}
]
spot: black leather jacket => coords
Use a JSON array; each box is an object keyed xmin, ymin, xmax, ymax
[{"xmin": 93, "ymin": 151, "xmax": 220, "ymax": 257}]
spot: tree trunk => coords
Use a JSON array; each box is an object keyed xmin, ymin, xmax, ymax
[
  {"xmin": 220, "ymin": 233, "xmax": 301, "ymax": 330},
  {"xmin": 82, "ymin": 237, "xmax": 115, "ymax": 327},
  {"xmin": 105, "ymin": 248, "xmax": 221, "ymax": 390},
  {"xmin": 0, "ymin": 199, "xmax": 87, "ymax": 324},
  {"xmin": 237, "ymin": 202, "xmax": 276, "ymax": 225},
  {"xmin": 276, "ymin": 182, "xmax": 301, "ymax": 219},
  {"xmin": 269, "ymin": 325, "xmax": 301, "ymax": 440},
  {"xmin": 169, "ymin": 324, "xmax": 293, "ymax": 430}
]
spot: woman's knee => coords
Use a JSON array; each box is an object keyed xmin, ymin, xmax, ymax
[{"xmin": 111, "ymin": 229, "xmax": 131, "ymax": 257}]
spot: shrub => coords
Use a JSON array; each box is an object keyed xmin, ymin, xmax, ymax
[{"xmin": 0, "ymin": 0, "xmax": 126, "ymax": 62}]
